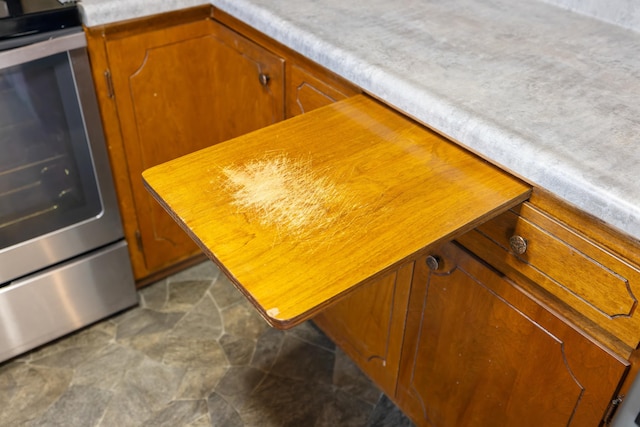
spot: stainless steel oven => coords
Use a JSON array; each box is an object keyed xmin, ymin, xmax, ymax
[{"xmin": 0, "ymin": 8, "xmax": 137, "ymax": 363}]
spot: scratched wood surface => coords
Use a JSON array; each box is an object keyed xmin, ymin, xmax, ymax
[{"xmin": 143, "ymin": 95, "xmax": 531, "ymax": 328}]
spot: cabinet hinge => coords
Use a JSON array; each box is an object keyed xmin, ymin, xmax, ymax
[
  {"xmin": 134, "ymin": 230, "xmax": 143, "ymax": 253},
  {"xmin": 603, "ymin": 395, "xmax": 624, "ymax": 425},
  {"xmin": 104, "ymin": 69, "xmax": 115, "ymax": 99}
]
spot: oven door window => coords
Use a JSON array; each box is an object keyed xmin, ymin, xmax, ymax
[{"xmin": 0, "ymin": 51, "xmax": 102, "ymax": 250}]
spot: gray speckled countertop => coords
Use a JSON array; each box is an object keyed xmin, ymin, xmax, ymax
[{"xmin": 80, "ymin": 0, "xmax": 640, "ymax": 241}]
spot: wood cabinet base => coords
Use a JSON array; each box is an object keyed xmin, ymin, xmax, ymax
[
  {"xmin": 86, "ymin": 7, "xmax": 284, "ymax": 281},
  {"xmin": 396, "ymin": 242, "xmax": 628, "ymax": 427}
]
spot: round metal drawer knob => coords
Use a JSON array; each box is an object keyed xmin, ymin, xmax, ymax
[
  {"xmin": 509, "ymin": 235, "xmax": 528, "ymax": 255},
  {"xmin": 426, "ymin": 255, "xmax": 441, "ymax": 271},
  {"xmin": 258, "ymin": 73, "xmax": 270, "ymax": 86}
]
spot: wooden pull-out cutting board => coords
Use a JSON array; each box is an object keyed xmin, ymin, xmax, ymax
[{"xmin": 143, "ymin": 95, "xmax": 531, "ymax": 328}]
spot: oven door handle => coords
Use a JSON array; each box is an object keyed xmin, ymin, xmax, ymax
[{"xmin": 0, "ymin": 30, "xmax": 86, "ymax": 70}]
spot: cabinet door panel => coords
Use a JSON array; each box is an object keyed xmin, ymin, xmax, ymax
[
  {"xmin": 207, "ymin": 21, "xmax": 285, "ymax": 140},
  {"xmin": 106, "ymin": 19, "xmax": 284, "ymax": 272},
  {"xmin": 286, "ymin": 63, "xmax": 359, "ymax": 118},
  {"xmin": 313, "ymin": 261, "xmax": 413, "ymax": 396},
  {"xmin": 397, "ymin": 242, "xmax": 628, "ymax": 427}
]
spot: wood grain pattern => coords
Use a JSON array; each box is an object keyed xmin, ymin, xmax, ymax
[
  {"xmin": 530, "ymin": 188, "xmax": 640, "ymax": 268},
  {"xmin": 396, "ymin": 242, "xmax": 628, "ymax": 427},
  {"xmin": 85, "ymin": 26, "xmax": 149, "ymax": 280},
  {"xmin": 212, "ymin": 7, "xmax": 361, "ymax": 121},
  {"xmin": 313, "ymin": 260, "xmax": 414, "ymax": 396},
  {"xmin": 104, "ymin": 18, "xmax": 284, "ymax": 274},
  {"xmin": 143, "ymin": 95, "xmax": 530, "ymax": 328},
  {"xmin": 458, "ymin": 201, "xmax": 640, "ymax": 351},
  {"xmin": 286, "ymin": 62, "xmax": 360, "ymax": 118}
]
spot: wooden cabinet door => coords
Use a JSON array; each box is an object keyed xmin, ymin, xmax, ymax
[
  {"xmin": 105, "ymin": 18, "xmax": 284, "ymax": 273},
  {"xmin": 286, "ymin": 62, "xmax": 359, "ymax": 118},
  {"xmin": 396, "ymin": 242, "xmax": 628, "ymax": 427},
  {"xmin": 313, "ymin": 261, "xmax": 413, "ymax": 397}
]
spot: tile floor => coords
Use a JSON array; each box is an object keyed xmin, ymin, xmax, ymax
[{"xmin": 0, "ymin": 260, "xmax": 414, "ymax": 426}]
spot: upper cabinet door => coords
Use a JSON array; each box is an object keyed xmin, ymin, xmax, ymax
[{"xmin": 105, "ymin": 18, "xmax": 284, "ymax": 273}]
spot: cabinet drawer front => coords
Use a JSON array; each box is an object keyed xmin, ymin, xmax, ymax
[{"xmin": 458, "ymin": 202, "xmax": 640, "ymax": 349}]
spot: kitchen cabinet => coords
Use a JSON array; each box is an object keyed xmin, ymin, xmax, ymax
[
  {"xmin": 457, "ymin": 197, "xmax": 640, "ymax": 354},
  {"xmin": 455, "ymin": 189, "xmax": 640, "ymax": 364},
  {"xmin": 89, "ymin": 6, "xmax": 640, "ymax": 425},
  {"xmin": 142, "ymin": 93, "xmax": 533, "ymax": 426},
  {"xmin": 313, "ymin": 261, "xmax": 413, "ymax": 397},
  {"xmin": 396, "ymin": 241, "xmax": 628, "ymax": 426},
  {"xmin": 210, "ymin": 8, "xmax": 360, "ymax": 120},
  {"xmin": 85, "ymin": 7, "xmax": 284, "ymax": 282}
]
